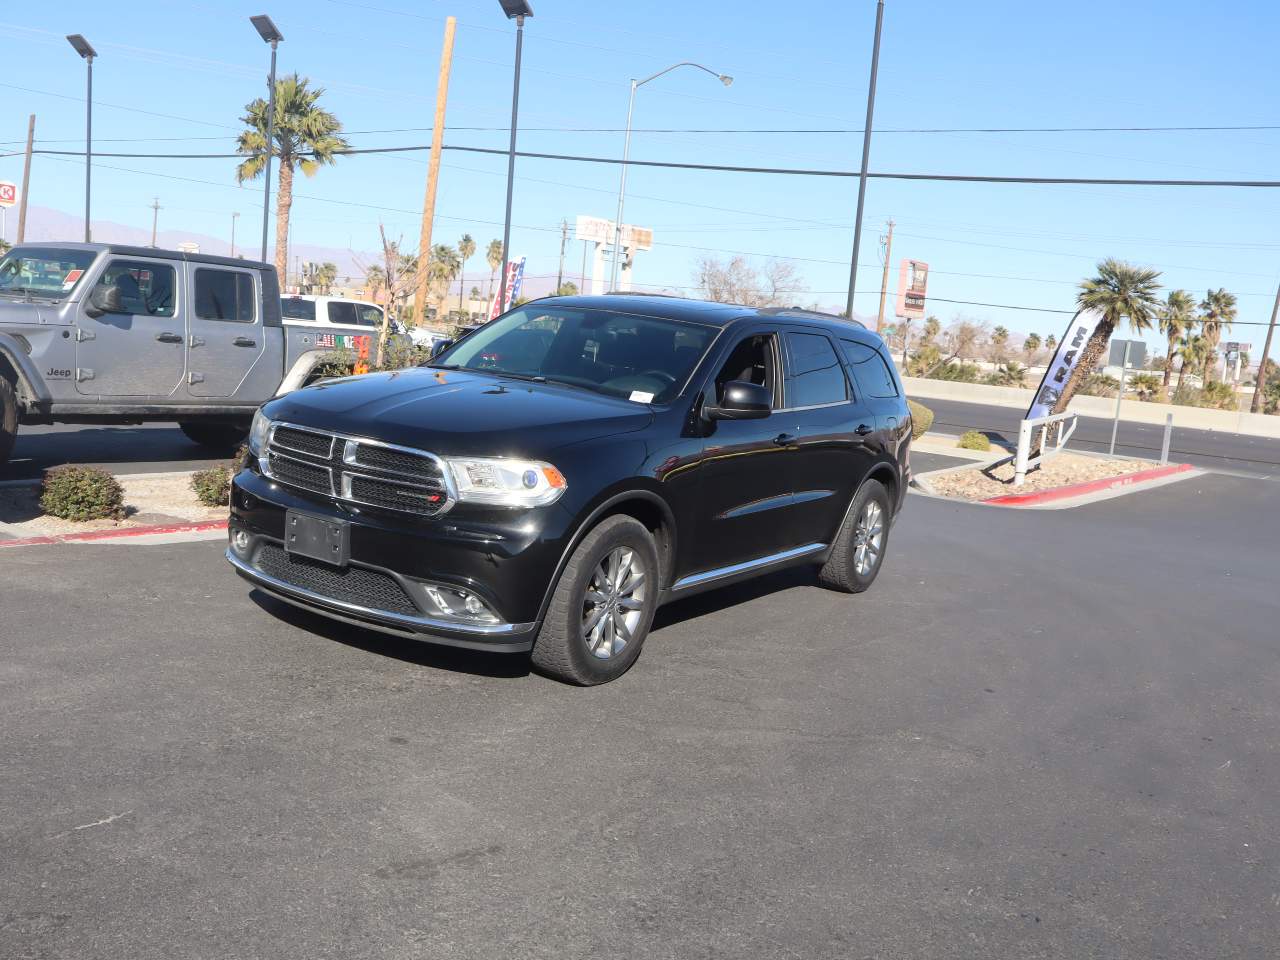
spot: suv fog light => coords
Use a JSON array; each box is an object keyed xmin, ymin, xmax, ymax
[
  {"xmin": 424, "ymin": 584, "xmax": 500, "ymax": 624},
  {"xmin": 230, "ymin": 528, "xmax": 253, "ymax": 556}
]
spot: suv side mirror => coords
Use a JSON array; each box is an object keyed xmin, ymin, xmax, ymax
[
  {"xmin": 430, "ymin": 338, "xmax": 454, "ymax": 358},
  {"xmin": 84, "ymin": 284, "xmax": 124, "ymax": 319},
  {"xmin": 706, "ymin": 380, "xmax": 771, "ymax": 421}
]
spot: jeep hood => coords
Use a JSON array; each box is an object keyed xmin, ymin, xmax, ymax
[
  {"xmin": 0, "ymin": 299, "xmax": 49, "ymax": 326},
  {"xmin": 263, "ymin": 367, "xmax": 654, "ymax": 456}
]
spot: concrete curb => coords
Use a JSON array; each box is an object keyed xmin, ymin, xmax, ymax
[
  {"xmin": 983, "ymin": 463, "xmax": 1196, "ymax": 507},
  {"xmin": 0, "ymin": 518, "xmax": 227, "ymax": 549}
]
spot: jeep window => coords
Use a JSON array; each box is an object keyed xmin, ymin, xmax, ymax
[
  {"xmin": 841, "ymin": 339, "xmax": 900, "ymax": 398},
  {"xmin": 195, "ymin": 269, "xmax": 255, "ymax": 323},
  {"xmin": 93, "ymin": 260, "xmax": 177, "ymax": 317},
  {"xmin": 327, "ymin": 301, "xmax": 360, "ymax": 326},
  {"xmin": 281, "ymin": 297, "xmax": 316, "ymax": 321},
  {"xmin": 357, "ymin": 305, "xmax": 383, "ymax": 327},
  {"xmin": 0, "ymin": 247, "xmax": 96, "ymax": 300},
  {"xmin": 433, "ymin": 305, "xmax": 716, "ymax": 403},
  {"xmin": 785, "ymin": 331, "xmax": 848, "ymax": 407}
]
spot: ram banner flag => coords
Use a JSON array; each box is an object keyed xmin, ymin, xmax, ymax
[
  {"xmin": 1026, "ymin": 308, "xmax": 1102, "ymax": 421},
  {"xmin": 488, "ymin": 256, "xmax": 528, "ymax": 320}
]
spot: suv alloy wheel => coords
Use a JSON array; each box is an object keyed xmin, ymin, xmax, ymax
[{"xmin": 819, "ymin": 479, "xmax": 892, "ymax": 593}]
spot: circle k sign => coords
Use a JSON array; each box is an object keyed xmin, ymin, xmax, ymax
[{"xmin": 0, "ymin": 182, "xmax": 17, "ymax": 208}]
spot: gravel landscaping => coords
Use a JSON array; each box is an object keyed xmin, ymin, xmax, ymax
[
  {"xmin": 0, "ymin": 472, "xmax": 226, "ymax": 537},
  {"xmin": 923, "ymin": 450, "xmax": 1155, "ymax": 501}
]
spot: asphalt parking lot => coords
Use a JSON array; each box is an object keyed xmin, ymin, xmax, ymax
[{"xmin": 3, "ymin": 471, "xmax": 1279, "ymax": 959}]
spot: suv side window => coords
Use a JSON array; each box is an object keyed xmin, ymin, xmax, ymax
[
  {"xmin": 94, "ymin": 260, "xmax": 177, "ymax": 317},
  {"xmin": 356, "ymin": 305, "xmax": 383, "ymax": 327},
  {"xmin": 711, "ymin": 333, "xmax": 780, "ymax": 408},
  {"xmin": 195, "ymin": 269, "xmax": 255, "ymax": 322},
  {"xmin": 281, "ymin": 297, "xmax": 316, "ymax": 321},
  {"xmin": 841, "ymin": 339, "xmax": 900, "ymax": 398},
  {"xmin": 328, "ymin": 302, "xmax": 359, "ymax": 326},
  {"xmin": 784, "ymin": 331, "xmax": 847, "ymax": 407}
]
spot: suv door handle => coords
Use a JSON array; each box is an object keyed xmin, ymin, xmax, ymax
[
  {"xmin": 233, "ymin": 336, "xmax": 257, "ymax": 347},
  {"xmin": 854, "ymin": 423, "xmax": 874, "ymax": 436},
  {"xmin": 155, "ymin": 332, "xmax": 183, "ymax": 344},
  {"xmin": 772, "ymin": 433, "xmax": 799, "ymax": 447}
]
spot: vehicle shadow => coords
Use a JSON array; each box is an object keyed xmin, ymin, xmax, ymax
[
  {"xmin": 652, "ymin": 565, "xmax": 817, "ymax": 632},
  {"xmin": 249, "ymin": 590, "xmax": 533, "ymax": 680}
]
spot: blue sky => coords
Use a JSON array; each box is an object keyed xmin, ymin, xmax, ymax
[{"xmin": 2, "ymin": 0, "xmax": 1279, "ymax": 352}]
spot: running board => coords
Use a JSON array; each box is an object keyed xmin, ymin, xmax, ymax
[{"xmin": 671, "ymin": 542, "xmax": 827, "ymax": 592}]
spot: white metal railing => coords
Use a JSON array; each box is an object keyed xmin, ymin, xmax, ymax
[{"xmin": 1014, "ymin": 412, "xmax": 1078, "ymax": 486}]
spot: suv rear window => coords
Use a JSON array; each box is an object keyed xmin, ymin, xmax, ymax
[
  {"xmin": 841, "ymin": 340, "xmax": 900, "ymax": 398},
  {"xmin": 785, "ymin": 332, "xmax": 847, "ymax": 407},
  {"xmin": 195, "ymin": 269, "xmax": 255, "ymax": 322}
]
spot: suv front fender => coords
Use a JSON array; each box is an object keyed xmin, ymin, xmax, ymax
[{"xmin": 0, "ymin": 333, "xmax": 52, "ymax": 410}]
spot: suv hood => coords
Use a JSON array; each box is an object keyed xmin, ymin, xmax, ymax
[
  {"xmin": 0, "ymin": 299, "xmax": 48, "ymax": 325},
  {"xmin": 264, "ymin": 367, "xmax": 654, "ymax": 457}
]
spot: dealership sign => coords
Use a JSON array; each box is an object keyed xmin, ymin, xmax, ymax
[
  {"xmin": 489, "ymin": 256, "xmax": 527, "ymax": 319},
  {"xmin": 895, "ymin": 259, "xmax": 928, "ymax": 319},
  {"xmin": 0, "ymin": 182, "xmax": 16, "ymax": 208},
  {"xmin": 574, "ymin": 215, "xmax": 653, "ymax": 252},
  {"xmin": 1026, "ymin": 308, "xmax": 1102, "ymax": 421}
]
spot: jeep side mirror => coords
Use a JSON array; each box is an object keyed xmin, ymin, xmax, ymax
[
  {"xmin": 705, "ymin": 380, "xmax": 771, "ymax": 421},
  {"xmin": 85, "ymin": 284, "xmax": 124, "ymax": 319}
]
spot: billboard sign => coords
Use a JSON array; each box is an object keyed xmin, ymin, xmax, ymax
[
  {"xmin": 1026, "ymin": 308, "xmax": 1102, "ymax": 421},
  {"xmin": 574, "ymin": 215, "xmax": 653, "ymax": 251},
  {"xmin": 0, "ymin": 182, "xmax": 16, "ymax": 208},
  {"xmin": 895, "ymin": 259, "xmax": 928, "ymax": 319}
]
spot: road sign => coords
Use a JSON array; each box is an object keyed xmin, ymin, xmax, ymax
[
  {"xmin": 1107, "ymin": 339, "xmax": 1146, "ymax": 368},
  {"xmin": 0, "ymin": 182, "xmax": 16, "ymax": 208}
]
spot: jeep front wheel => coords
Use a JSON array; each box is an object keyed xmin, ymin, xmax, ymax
[
  {"xmin": 179, "ymin": 421, "xmax": 249, "ymax": 452},
  {"xmin": 0, "ymin": 378, "xmax": 18, "ymax": 466},
  {"xmin": 531, "ymin": 515, "xmax": 660, "ymax": 685}
]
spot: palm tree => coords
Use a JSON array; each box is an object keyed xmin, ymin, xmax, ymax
[
  {"xmin": 1177, "ymin": 333, "xmax": 1209, "ymax": 388},
  {"xmin": 235, "ymin": 74, "xmax": 349, "ymax": 286},
  {"xmin": 427, "ymin": 244, "xmax": 461, "ymax": 320},
  {"xmin": 1023, "ymin": 332, "xmax": 1041, "ymax": 365},
  {"xmin": 313, "ymin": 261, "xmax": 338, "ymax": 295},
  {"xmin": 1197, "ymin": 288, "xmax": 1237, "ymax": 384},
  {"xmin": 456, "ymin": 234, "xmax": 476, "ymax": 314},
  {"xmin": 1052, "ymin": 258, "xmax": 1162, "ymax": 415},
  {"xmin": 1157, "ymin": 289, "xmax": 1196, "ymax": 391},
  {"xmin": 484, "ymin": 239, "xmax": 504, "ymax": 308},
  {"xmin": 1045, "ymin": 333, "xmax": 1057, "ymax": 354},
  {"xmin": 364, "ymin": 265, "xmax": 386, "ymax": 305},
  {"xmin": 990, "ymin": 325, "xmax": 1009, "ymax": 363}
]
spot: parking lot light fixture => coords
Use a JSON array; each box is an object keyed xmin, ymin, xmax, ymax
[
  {"xmin": 66, "ymin": 34, "xmax": 97, "ymax": 242},
  {"xmin": 497, "ymin": 0, "xmax": 532, "ymax": 314},
  {"xmin": 250, "ymin": 15, "xmax": 283, "ymax": 265},
  {"xmin": 610, "ymin": 62, "xmax": 731, "ymax": 292}
]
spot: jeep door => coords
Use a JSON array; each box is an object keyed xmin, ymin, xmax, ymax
[
  {"xmin": 186, "ymin": 265, "xmax": 270, "ymax": 398},
  {"xmin": 690, "ymin": 328, "xmax": 801, "ymax": 572},
  {"xmin": 780, "ymin": 328, "xmax": 877, "ymax": 547},
  {"xmin": 75, "ymin": 256, "xmax": 185, "ymax": 397}
]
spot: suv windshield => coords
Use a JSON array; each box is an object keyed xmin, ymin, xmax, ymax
[
  {"xmin": 0, "ymin": 247, "xmax": 96, "ymax": 300},
  {"xmin": 434, "ymin": 305, "xmax": 717, "ymax": 403}
]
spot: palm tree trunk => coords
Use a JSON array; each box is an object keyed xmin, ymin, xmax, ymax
[
  {"xmin": 1162, "ymin": 334, "xmax": 1176, "ymax": 390},
  {"xmin": 458, "ymin": 255, "xmax": 469, "ymax": 315},
  {"xmin": 274, "ymin": 161, "xmax": 293, "ymax": 288},
  {"xmin": 1049, "ymin": 319, "xmax": 1115, "ymax": 415}
]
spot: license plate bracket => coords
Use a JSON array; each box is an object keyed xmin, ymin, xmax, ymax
[{"xmin": 284, "ymin": 510, "xmax": 350, "ymax": 567}]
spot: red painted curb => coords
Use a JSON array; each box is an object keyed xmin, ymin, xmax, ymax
[
  {"xmin": 983, "ymin": 462, "xmax": 1193, "ymax": 507},
  {"xmin": 0, "ymin": 519, "xmax": 227, "ymax": 549}
]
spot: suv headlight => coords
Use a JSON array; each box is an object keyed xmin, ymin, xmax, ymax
[
  {"xmin": 248, "ymin": 409, "xmax": 272, "ymax": 456},
  {"xmin": 445, "ymin": 457, "xmax": 567, "ymax": 507}
]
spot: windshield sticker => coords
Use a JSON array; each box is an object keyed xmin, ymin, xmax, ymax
[
  {"xmin": 62, "ymin": 269, "xmax": 84, "ymax": 290},
  {"xmin": 629, "ymin": 391, "xmax": 655, "ymax": 404}
]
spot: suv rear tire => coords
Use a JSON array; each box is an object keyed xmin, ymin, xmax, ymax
[
  {"xmin": 0, "ymin": 378, "xmax": 18, "ymax": 467},
  {"xmin": 531, "ymin": 515, "xmax": 660, "ymax": 685},
  {"xmin": 179, "ymin": 421, "xmax": 249, "ymax": 452},
  {"xmin": 819, "ymin": 479, "xmax": 891, "ymax": 594}
]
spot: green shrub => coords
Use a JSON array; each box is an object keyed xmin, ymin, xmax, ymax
[
  {"xmin": 40, "ymin": 466, "xmax": 126, "ymax": 521},
  {"xmin": 907, "ymin": 399, "xmax": 934, "ymax": 439},
  {"xmin": 957, "ymin": 430, "xmax": 991, "ymax": 451},
  {"xmin": 1172, "ymin": 381, "xmax": 1238, "ymax": 411},
  {"xmin": 191, "ymin": 464, "xmax": 233, "ymax": 507},
  {"xmin": 1078, "ymin": 373, "xmax": 1120, "ymax": 398}
]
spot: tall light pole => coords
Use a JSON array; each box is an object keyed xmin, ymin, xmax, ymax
[
  {"xmin": 497, "ymin": 0, "xmax": 532, "ymax": 315},
  {"xmin": 844, "ymin": 0, "xmax": 885, "ymax": 318},
  {"xmin": 250, "ymin": 14, "xmax": 283, "ymax": 266},
  {"xmin": 66, "ymin": 34, "xmax": 96, "ymax": 243},
  {"xmin": 611, "ymin": 62, "xmax": 731, "ymax": 292},
  {"xmin": 230, "ymin": 211, "xmax": 240, "ymax": 258}
]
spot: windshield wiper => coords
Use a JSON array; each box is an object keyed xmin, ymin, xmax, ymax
[{"xmin": 427, "ymin": 363, "xmax": 547, "ymax": 383}]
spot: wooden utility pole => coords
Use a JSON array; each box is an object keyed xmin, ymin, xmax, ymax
[
  {"xmin": 413, "ymin": 16, "xmax": 457, "ymax": 326},
  {"xmin": 1251, "ymin": 280, "xmax": 1280, "ymax": 413},
  {"xmin": 16, "ymin": 114, "xmax": 35, "ymax": 242},
  {"xmin": 875, "ymin": 219, "xmax": 894, "ymax": 333},
  {"xmin": 149, "ymin": 198, "xmax": 162, "ymax": 247}
]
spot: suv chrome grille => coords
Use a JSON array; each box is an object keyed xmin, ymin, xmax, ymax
[
  {"xmin": 262, "ymin": 424, "xmax": 453, "ymax": 518},
  {"xmin": 255, "ymin": 543, "xmax": 419, "ymax": 615}
]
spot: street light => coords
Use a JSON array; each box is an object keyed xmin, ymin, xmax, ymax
[
  {"xmin": 496, "ymin": 0, "xmax": 532, "ymax": 314},
  {"xmin": 66, "ymin": 34, "xmax": 97, "ymax": 243},
  {"xmin": 610, "ymin": 62, "xmax": 731, "ymax": 292},
  {"xmin": 250, "ymin": 14, "xmax": 283, "ymax": 266}
]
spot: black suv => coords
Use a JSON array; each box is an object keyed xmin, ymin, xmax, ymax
[{"xmin": 226, "ymin": 295, "xmax": 912, "ymax": 684}]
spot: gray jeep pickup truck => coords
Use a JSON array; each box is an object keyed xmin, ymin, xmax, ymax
[{"xmin": 0, "ymin": 242, "xmax": 394, "ymax": 466}]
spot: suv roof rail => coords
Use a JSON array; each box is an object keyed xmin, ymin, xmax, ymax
[
  {"xmin": 603, "ymin": 290, "xmax": 688, "ymax": 299},
  {"xmin": 757, "ymin": 306, "xmax": 866, "ymax": 328}
]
